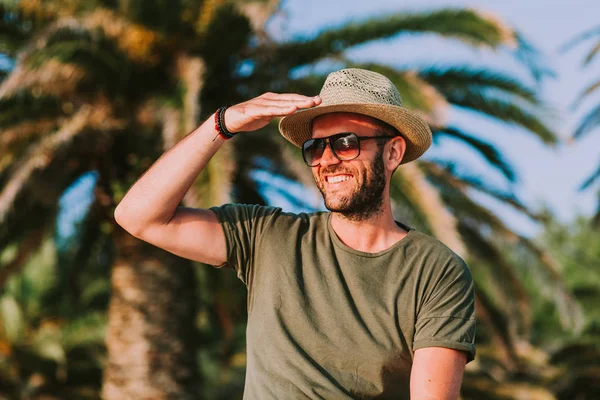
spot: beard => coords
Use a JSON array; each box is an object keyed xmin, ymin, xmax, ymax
[{"xmin": 316, "ymin": 148, "xmax": 387, "ymax": 221}]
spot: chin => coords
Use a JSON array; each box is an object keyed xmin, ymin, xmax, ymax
[
  {"xmin": 322, "ymin": 193, "xmax": 353, "ymax": 211},
  {"xmin": 322, "ymin": 190, "xmax": 385, "ymax": 220}
]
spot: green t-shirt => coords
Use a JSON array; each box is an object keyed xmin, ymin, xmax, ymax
[{"xmin": 210, "ymin": 203, "xmax": 476, "ymax": 399}]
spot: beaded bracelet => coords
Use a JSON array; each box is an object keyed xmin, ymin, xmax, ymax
[{"xmin": 214, "ymin": 106, "xmax": 235, "ymax": 140}]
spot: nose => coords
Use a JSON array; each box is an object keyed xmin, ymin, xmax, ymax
[{"xmin": 318, "ymin": 141, "xmax": 341, "ymax": 167}]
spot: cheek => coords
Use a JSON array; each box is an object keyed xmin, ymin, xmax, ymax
[{"xmin": 311, "ymin": 168, "xmax": 321, "ymax": 183}]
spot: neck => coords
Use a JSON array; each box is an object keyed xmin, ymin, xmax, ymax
[{"xmin": 330, "ymin": 200, "xmax": 408, "ymax": 253}]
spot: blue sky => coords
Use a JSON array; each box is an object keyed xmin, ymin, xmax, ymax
[{"xmin": 265, "ymin": 0, "xmax": 600, "ymax": 236}]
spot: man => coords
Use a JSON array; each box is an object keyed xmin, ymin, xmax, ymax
[{"xmin": 114, "ymin": 68, "xmax": 476, "ymax": 399}]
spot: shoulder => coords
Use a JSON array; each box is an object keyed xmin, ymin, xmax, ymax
[
  {"xmin": 408, "ymin": 230, "xmax": 467, "ymax": 266},
  {"xmin": 405, "ymin": 230, "xmax": 472, "ymax": 285},
  {"xmin": 210, "ymin": 203, "xmax": 283, "ymax": 222},
  {"xmin": 210, "ymin": 203, "xmax": 327, "ymax": 229}
]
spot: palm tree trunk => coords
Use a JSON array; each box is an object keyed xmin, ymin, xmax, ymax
[{"xmin": 102, "ymin": 229, "xmax": 198, "ymax": 399}]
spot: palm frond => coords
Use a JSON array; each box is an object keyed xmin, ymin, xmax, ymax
[
  {"xmin": 559, "ymin": 24, "xmax": 600, "ymax": 53},
  {"xmin": 0, "ymin": 91, "xmax": 62, "ymax": 127},
  {"xmin": 512, "ymin": 32, "xmax": 556, "ymax": 82},
  {"xmin": 22, "ymin": 9, "xmax": 161, "ymax": 68},
  {"xmin": 25, "ymin": 30, "xmax": 132, "ymax": 92},
  {"xmin": 82, "ymin": 9, "xmax": 161, "ymax": 66},
  {"xmin": 0, "ymin": 105, "xmax": 113, "ymax": 224},
  {"xmin": 473, "ymin": 288, "xmax": 519, "ymax": 368},
  {"xmin": 569, "ymin": 26, "xmax": 600, "ymax": 199},
  {"xmin": 427, "ymin": 169, "xmax": 519, "ymax": 239},
  {"xmin": 459, "ymin": 221, "xmax": 531, "ymax": 337},
  {"xmin": 1, "ymin": 119, "xmax": 59, "ymax": 150},
  {"xmin": 195, "ymin": 0, "xmax": 227, "ymax": 36},
  {"xmin": 517, "ymin": 237, "xmax": 585, "ymax": 333},
  {"xmin": 0, "ymin": 120, "xmax": 61, "ymax": 177},
  {"xmin": 389, "ymin": 182, "xmax": 431, "ymax": 234},
  {"xmin": 433, "ymin": 126, "xmax": 517, "ymax": 182},
  {"xmin": 18, "ymin": 0, "xmax": 71, "ymax": 21},
  {"xmin": 0, "ymin": 18, "xmax": 32, "ymax": 56},
  {"xmin": 119, "ymin": 0, "xmax": 187, "ymax": 33},
  {"xmin": 571, "ymin": 78, "xmax": 600, "ymax": 109},
  {"xmin": 1, "ymin": 11, "xmax": 170, "ymax": 103},
  {"xmin": 0, "ymin": 60, "xmax": 85, "ymax": 98},
  {"xmin": 18, "ymin": 0, "xmax": 113, "ymax": 25},
  {"xmin": 583, "ymin": 40, "xmax": 600, "ymax": 66},
  {"xmin": 550, "ymin": 340, "xmax": 600, "ymax": 400},
  {"xmin": 419, "ymin": 65, "xmax": 541, "ymax": 105},
  {"xmin": 443, "ymin": 89, "xmax": 557, "ymax": 144},
  {"xmin": 579, "ymin": 161, "xmax": 600, "ymax": 191},
  {"xmin": 393, "ymin": 162, "xmax": 466, "ymax": 257},
  {"xmin": 269, "ymin": 9, "xmax": 517, "ymax": 69},
  {"xmin": 573, "ymin": 102, "xmax": 600, "ymax": 140},
  {"xmin": 431, "ymin": 169, "xmax": 585, "ymax": 333},
  {"xmin": 421, "ymin": 161, "xmax": 542, "ymax": 221}
]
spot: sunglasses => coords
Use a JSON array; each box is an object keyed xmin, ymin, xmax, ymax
[{"xmin": 302, "ymin": 132, "xmax": 396, "ymax": 167}]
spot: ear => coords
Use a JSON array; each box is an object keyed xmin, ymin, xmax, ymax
[{"xmin": 386, "ymin": 136, "xmax": 406, "ymax": 171}]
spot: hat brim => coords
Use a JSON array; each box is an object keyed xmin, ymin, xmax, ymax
[{"xmin": 278, "ymin": 103, "xmax": 432, "ymax": 164}]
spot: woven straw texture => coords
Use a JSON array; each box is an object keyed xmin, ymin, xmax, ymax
[{"xmin": 279, "ymin": 68, "xmax": 432, "ymax": 164}]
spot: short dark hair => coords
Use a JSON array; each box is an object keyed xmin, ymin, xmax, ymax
[
  {"xmin": 373, "ymin": 118, "xmax": 400, "ymax": 136},
  {"xmin": 371, "ymin": 118, "xmax": 404, "ymax": 173},
  {"xmin": 372, "ymin": 118, "xmax": 401, "ymax": 150}
]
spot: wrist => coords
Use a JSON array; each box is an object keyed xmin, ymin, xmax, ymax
[{"xmin": 214, "ymin": 106, "xmax": 236, "ymax": 140}]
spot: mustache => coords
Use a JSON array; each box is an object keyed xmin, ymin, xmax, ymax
[{"xmin": 319, "ymin": 166, "xmax": 354, "ymax": 176}]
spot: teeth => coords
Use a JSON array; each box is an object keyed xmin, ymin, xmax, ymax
[{"xmin": 327, "ymin": 175, "xmax": 350, "ymax": 183}]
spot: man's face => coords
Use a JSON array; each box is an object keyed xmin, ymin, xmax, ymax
[{"xmin": 310, "ymin": 113, "xmax": 390, "ymax": 221}]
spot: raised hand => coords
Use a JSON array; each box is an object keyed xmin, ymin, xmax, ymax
[{"xmin": 224, "ymin": 92, "xmax": 321, "ymax": 133}]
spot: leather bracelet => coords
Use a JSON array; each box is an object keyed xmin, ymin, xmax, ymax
[{"xmin": 214, "ymin": 106, "xmax": 235, "ymax": 140}]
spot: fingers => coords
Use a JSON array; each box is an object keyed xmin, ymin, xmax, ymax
[
  {"xmin": 249, "ymin": 103, "xmax": 299, "ymax": 117},
  {"xmin": 223, "ymin": 93, "xmax": 321, "ymax": 133},
  {"xmin": 245, "ymin": 93, "xmax": 321, "ymax": 116},
  {"xmin": 260, "ymin": 92, "xmax": 321, "ymax": 108}
]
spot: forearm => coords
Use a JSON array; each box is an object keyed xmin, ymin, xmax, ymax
[
  {"xmin": 114, "ymin": 92, "xmax": 320, "ymax": 234},
  {"xmin": 114, "ymin": 114, "xmax": 224, "ymax": 232}
]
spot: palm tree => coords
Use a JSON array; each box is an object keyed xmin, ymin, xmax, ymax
[
  {"xmin": 0, "ymin": 0, "xmax": 260, "ymax": 398},
  {"xmin": 0, "ymin": 0, "xmax": 582, "ymax": 398},
  {"xmin": 562, "ymin": 25, "xmax": 600, "ymax": 225}
]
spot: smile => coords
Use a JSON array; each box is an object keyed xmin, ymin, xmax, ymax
[{"xmin": 326, "ymin": 175, "xmax": 352, "ymax": 183}]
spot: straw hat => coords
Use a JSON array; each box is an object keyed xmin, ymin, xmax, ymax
[{"xmin": 279, "ymin": 68, "xmax": 432, "ymax": 164}]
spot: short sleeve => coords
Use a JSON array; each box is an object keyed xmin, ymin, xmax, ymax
[
  {"xmin": 413, "ymin": 257, "xmax": 476, "ymax": 362},
  {"xmin": 210, "ymin": 203, "xmax": 281, "ymax": 285}
]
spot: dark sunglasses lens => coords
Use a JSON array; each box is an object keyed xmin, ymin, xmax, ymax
[
  {"xmin": 303, "ymin": 139, "xmax": 325, "ymax": 166},
  {"xmin": 332, "ymin": 134, "xmax": 359, "ymax": 160}
]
